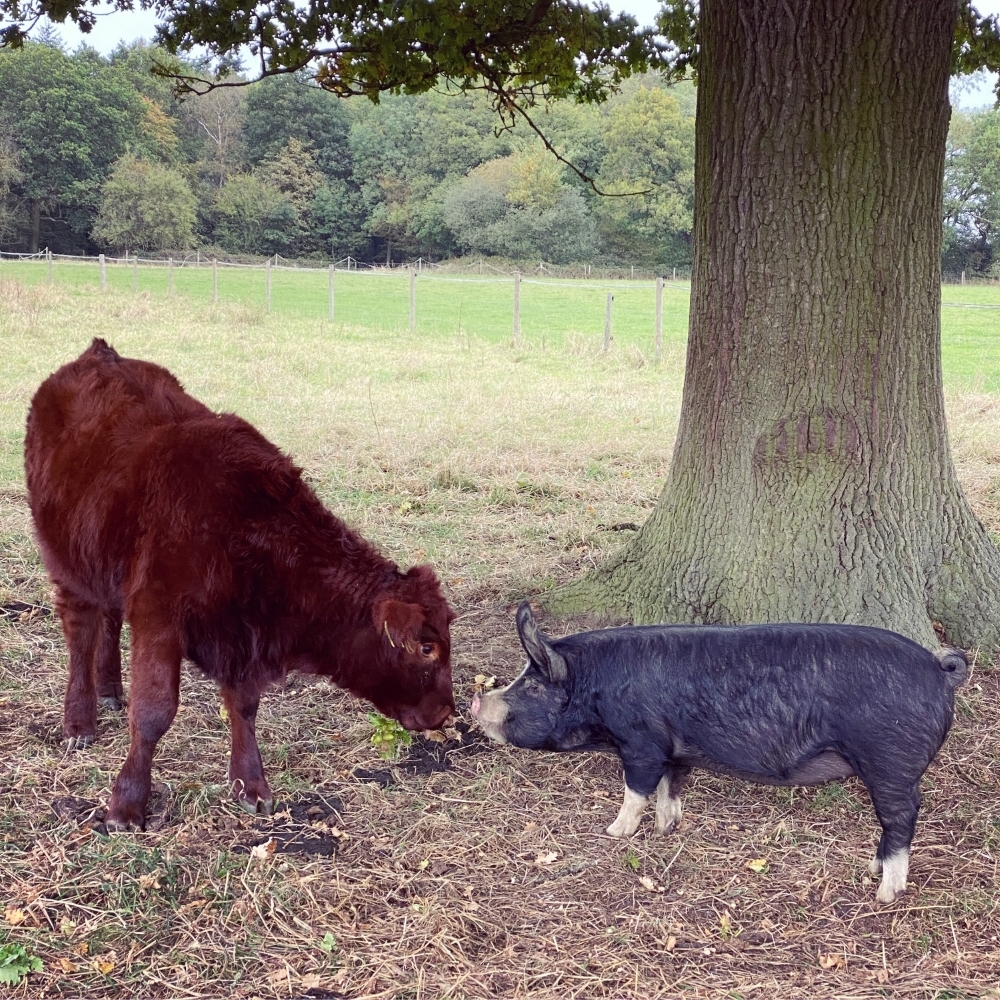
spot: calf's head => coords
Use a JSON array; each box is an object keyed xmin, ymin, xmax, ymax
[
  {"xmin": 471, "ymin": 602, "xmax": 568, "ymax": 747},
  {"xmin": 363, "ymin": 566, "xmax": 456, "ymax": 731}
]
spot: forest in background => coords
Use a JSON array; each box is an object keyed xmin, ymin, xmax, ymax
[
  {"xmin": 1, "ymin": 35, "xmax": 999, "ymax": 274},
  {"xmin": 0, "ymin": 38, "xmax": 696, "ymax": 267}
]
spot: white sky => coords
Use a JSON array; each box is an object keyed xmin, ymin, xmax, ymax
[{"xmin": 31, "ymin": 0, "xmax": 1000, "ymax": 110}]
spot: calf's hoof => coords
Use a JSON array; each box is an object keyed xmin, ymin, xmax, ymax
[
  {"xmin": 99, "ymin": 695, "xmax": 124, "ymax": 712},
  {"xmin": 64, "ymin": 733, "xmax": 95, "ymax": 752},
  {"xmin": 236, "ymin": 795, "xmax": 274, "ymax": 817},
  {"xmin": 105, "ymin": 807, "xmax": 146, "ymax": 833}
]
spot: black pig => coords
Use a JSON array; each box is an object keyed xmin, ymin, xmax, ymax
[{"xmin": 470, "ymin": 603, "xmax": 966, "ymax": 903}]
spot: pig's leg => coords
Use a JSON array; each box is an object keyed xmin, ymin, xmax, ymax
[
  {"xmin": 221, "ymin": 683, "xmax": 274, "ymax": 816},
  {"xmin": 655, "ymin": 765, "xmax": 691, "ymax": 835},
  {"xmin": 607, "ymin": 752, "xmax": 665, "ymax": 837},
  {"xmin": 864, "ymin": 778, "xmax": 921, "ymax": 904}
]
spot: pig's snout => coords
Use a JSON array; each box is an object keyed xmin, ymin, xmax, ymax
[
  {"xmin": 469, "ymin": 689, "xmax": 509, "ymax": 743},
  {"xmin": 470, "ymin": 693, "xmax": 482, "ymax": 718}
]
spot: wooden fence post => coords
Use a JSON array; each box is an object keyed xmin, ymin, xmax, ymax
[
  {"xmin": 409, "ymin": 269, "xmax": 416, "ymax": 330},
  {"xmin": 47, "ymin": 249, "xmax": 53, "ymax": 285},
  {"xmin": 961, "ymin": 270, "xmax": 966, "ymax": 285},
  {"xmin": 328, "ymin": 264, "xmax": 335, "ymax": 321},
  {"xmin": 132, "ymin": 257, "xmax": 137, "ymax": 293},
  {"xmin": 655, "ymin": 276, "xmax": 663, "ymax": 361},
  {"xmin": 99, "ymin": 253, "xmax": 106, "ymax": 289},
  {"xmin": 673, "ymin": 266, "xmax": 677, "ymax": 281},
  {"xmin": 604, "ymin": 293, "xmax": 613, "ymax": 352},
  {"xmin": 266, "ymin": 260, "xmax": 272, "ymax": 312},
  {"xmin": 212, "ymin": 258, "xmax": 218, "ymax": 303},
  {"xmin": 168, "ymin": 257, "xmax": 174, "ymax": 295},
  {"xmin": 513, "ymin": 272, "xmax": 521, "ymax": 346}
]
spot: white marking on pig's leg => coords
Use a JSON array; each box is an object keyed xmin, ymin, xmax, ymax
[
  {"xmin": 606, "ymin": 785, "xmax": 649, "ymax": 838},
  {"xmin": 654, "ymin": 775, "xmax": 683, "ymax": 834},
  {"xmin": 876, "ymin": 848, "xmax": 909, "ymax": 903},
  {"xmin": 868, "ymin": 853, "xmax": 883, "ymax": 876}
]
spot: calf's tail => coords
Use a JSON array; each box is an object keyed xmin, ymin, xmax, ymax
[{"xmin": 935, "ymin": 646, "xmax": 968, "ymax": 688}]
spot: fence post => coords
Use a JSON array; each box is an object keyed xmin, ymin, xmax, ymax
[
  {"xmin": 655, "ymin": 276, "xmax": 663, "ymax": 361},
  {"xmin": 961, "ymin": 270, "xmax": 966, "ymax": 285},
  {"xmin": 132, "ymin": 257, "xmax": 137, "ymax": 293},
  {"xmin": 513, "ymin": 272, "xmax": 521, "ymax": 346},
  {"xmin": 328, "ymin": 264, "xmax": 335, "ymax": 321},
  {"xmin": 99, "ymin": 253, "xmax": 106, "ymax": 289},
  {"xmin": 266, "ymin": 259, "xmax": 272, "ymax": 312},
  {"xmin": 47, "ymin": 249, "xmax": 53, "ymax": 285},
  {"xmin": 212, "ymin": 258, "xmax": 218, "ymax": 303},
  {"xmin": 409, "ymin": 268, "xmax": 416, "ymax": 331},
  {"xmin": 631, "ymin": 265, "xmax": 634, "ymax": 280},
  {"xmin": 604, "ymin": 293, "xmax": 613, "ymax": 353},
  {"xmin": 673, "ymin": 266, "xmax": 677, "ymax": 281},
  {"xmin": 168, "ymin": 257, "xmax": 174, "ymax": 295}
]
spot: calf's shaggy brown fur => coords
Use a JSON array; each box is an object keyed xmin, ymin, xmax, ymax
[{"xmin": 25, "ymin": 338, "xmax": 455, "ymax": 830}]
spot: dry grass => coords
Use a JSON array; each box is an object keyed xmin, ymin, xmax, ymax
[{"xmin": 1, "ymin": 282, "xmax": 999, "ymax": 999}]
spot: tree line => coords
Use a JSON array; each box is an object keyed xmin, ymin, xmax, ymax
[
  {"xmin": 0, "ymin": 38, "xmax": 695, "ymax": 267},
  {"xmin": 3, "ymin": 36, "xmax": 998, "ymax": 274}
]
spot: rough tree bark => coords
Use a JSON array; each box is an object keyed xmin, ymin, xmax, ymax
[{"xmin": 551, "ymin": 0, "xmax": 1000, "ymax": 657}]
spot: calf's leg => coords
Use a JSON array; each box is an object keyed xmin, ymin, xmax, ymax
[
  {"xmin": 96, "ymin": 609, "xmax": 125, "ymax": 711},
  {"xmin": 56, "ymin": 586, "xmax": 103, "ymax": 750},
  {"xmin": 106, "ymin": 630, "xmax": 181, "ymax": 832},
  {"xmin": 221, "ymin": 684, "xmax": 273, "ymax": 815}
]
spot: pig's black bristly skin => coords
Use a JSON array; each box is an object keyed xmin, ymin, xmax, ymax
[{"xmin": 496, "ymin": 605, "xmax": 966, "ymax": 874}]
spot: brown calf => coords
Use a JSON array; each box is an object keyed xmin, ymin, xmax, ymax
[{"xmin": 25, "ymin": 339, "xmax": 455, "ymax": 830}]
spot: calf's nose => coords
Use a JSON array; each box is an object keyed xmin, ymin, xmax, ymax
[{"xmin": 470, "ymin": 693, "xmax": 482, "ymax": 718}]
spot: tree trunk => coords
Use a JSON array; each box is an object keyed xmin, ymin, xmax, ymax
[
  {"xmin": 551, "ymin": 0, "xmax": 1000, "ymax": 657},
  {"xmin": 29, "ymin": 198, "xmax": 41, "ymax": 254}
]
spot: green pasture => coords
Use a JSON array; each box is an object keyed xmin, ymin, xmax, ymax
[
  {"xmin": 0, "ymin": 259, "xmax": 692, "ymax": 352},
  {"xmin": 2, "ymin": 258, "xmax": 999, "ymax": 393}
]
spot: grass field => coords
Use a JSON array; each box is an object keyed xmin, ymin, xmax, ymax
[{"xmin": 1, "ymin": 275, "xmax": 999, "ymax": 998}]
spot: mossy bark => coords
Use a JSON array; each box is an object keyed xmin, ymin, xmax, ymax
[{"xmin": 551, "ymin": 0, "xmax": 1000, "ymax": 657}]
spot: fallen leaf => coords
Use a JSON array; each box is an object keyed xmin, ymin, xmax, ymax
[
  {"xmin": 268, "ymin": 966, "xmax": 291, "ymax": 985},
  {"xmin": 819, "ymin": 953, "xmax": 847, "ymax": 970},
  {"xmin": 59, "ymin": 918, "xmax": 76, "ymax": 936},
  {"xmin": 92, "ymin": 956, "xmax": 115, "ymax": 975},
  {"xmin": 534, "ymin": 851, "xmax": 559, "ymax": 865},
  {"xmin": 4, "ymin": 908, "xmax": 26, "ymax": 926},
  {"xmin": 665, "ymin": 936, "xmax": 677, "ymax": 952},
  {"xmin": 71, "ymin": 942, "xmax": 89, "ymax": 957},
  {"xmin": 138, "ymin": 873, "xmax": 161, "ymax": 891},
  {"xmin": 218, "ymin": 704, "xmax": 229, "ymax": 722},
  {"xmin": 639, "ymin": 876, "xmax": 657, "ymax": 892},
  {"xmin": 300, "ymin": 974, "xmax": 322, "ymax": 989},
  {"xmin": 423, "ymin": 729, "xmax": 447, "ymax": 743},
  {"xmin": 57, "ymin": 958, "xmax": 78, "ymax": 973},
  {"xmin": 463, "ymin": 900, "xmax": 480, "ymax": 912},
  {"xmin": 443, "ymin": 727, "xmax": 462, "ymax": 741},
  {"xmin": 747, "ymin": 858, "xmax": 769, "ymax": 874},
  {"xmin": 250, "ymin": 838, "xmax": 277, "ymax": 861},
  {"xmin": 875, "ymin": 969, "xmax": 890, "ymax": 984},
  {"xmin": 328, "ymin": 826, "xmax": 350, "ymax": 840},
  {"xmin": 473, "ymin": 674, "xmax": 497, "ymax": 690},
  {"xmin": 720, "ymin": 912, "xmax": 732, "ymax": 933},
  {"xmin": 416, "ymin": 859, "xmax": 430, "ymax": 870}
]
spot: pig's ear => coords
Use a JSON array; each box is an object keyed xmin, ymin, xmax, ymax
[{"xmin": 516, "ymin": 602, "xmax": 567, "ymax": 683}]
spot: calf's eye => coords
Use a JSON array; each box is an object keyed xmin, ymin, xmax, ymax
[{"xmin": 420, "ymin": 643, "xmax": 435, "ymax": 657}]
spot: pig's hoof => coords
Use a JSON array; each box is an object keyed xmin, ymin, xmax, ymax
[
  {"xmin": 606, "ymin": 817, "xmax": 638, "ymax": 838},
  {"xmin": 99, "ymin": 696, "xmax": 124, "ymax": 712},
  {"xmin": 655, "ymin": 797, "xmax": 682, "ymax": 835},
  {"xmin": 868, "ymin": 855, "xmax": 883, "ymax": 876},
  {"xmin": 876, "ymin": 881, "xmax": 906, "ymax": 904},
  {"xmin": 64, "ymin": 733, "xmax": 95, "ymax": 752}
]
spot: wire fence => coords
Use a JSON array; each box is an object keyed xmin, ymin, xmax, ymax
[{"xmin": 0, "ymin": 248, "xmax": 697, "ymax": 355}]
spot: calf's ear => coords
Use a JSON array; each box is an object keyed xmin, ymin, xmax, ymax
[
  {"xmin": 515, "ymin": 602, "xmax": 567, "ymax": 684},
  {"xmin": 373, "ymin": 598, "xmax": 424, "ymax": 651}
]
